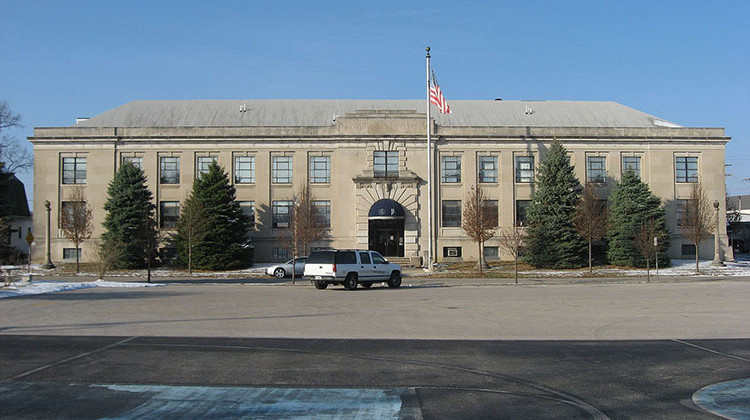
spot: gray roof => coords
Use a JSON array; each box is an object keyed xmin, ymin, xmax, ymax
[{"xmin": 74, "ymin": 99, "xmax": 681, "ymax": 128}]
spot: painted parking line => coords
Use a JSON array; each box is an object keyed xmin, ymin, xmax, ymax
[{"xmin": 693, "ymin": 378, "xmax": 750, "ymax": 419}]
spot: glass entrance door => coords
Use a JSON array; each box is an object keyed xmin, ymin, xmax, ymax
[{"xmin": 368, "ymin": 219, "xmax": 404, "ymax": 257}]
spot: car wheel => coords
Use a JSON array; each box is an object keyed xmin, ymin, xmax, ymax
[
  {"xmin": 387, "ymin": 271, "xmax": 401, "ymax": 288},
  {"xmin": 361, "ymin": 282, "xmax": 372, "ymax": 288},
  {"xmin": 344, "ymin": 273, "xmax": 358, "ymax": 290},
  {"xmin": 314, "ymin": 281, "xmax": 328, "ymax": 290},
  {"xmin": 274, "ymin": 268, "xmax": 286, "ymax": 279}
]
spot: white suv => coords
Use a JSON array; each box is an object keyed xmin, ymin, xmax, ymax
[{"xmin": 303, "ymin": 250, "xmax": 402, "ymax": 290}]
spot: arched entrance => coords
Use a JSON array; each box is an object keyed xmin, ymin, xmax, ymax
[{"xmin": 368, "ymin": 199, "xmax": 405, "ymax": 257}]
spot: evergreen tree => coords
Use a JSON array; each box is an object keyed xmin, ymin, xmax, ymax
[
  {"xmin": 101, "ymin": 162, "xmax": 157, "ymax": 269},
  {"xmin": 524, "ymin": 141, "xmax": 587, "ymax": 268},
  {"xmin": 175, "ymin": 162, "xmax": 251, "ymax": 270},
  {"xmin": 607, "ymin": 170, "xmax": 670, "ymax": 267}
]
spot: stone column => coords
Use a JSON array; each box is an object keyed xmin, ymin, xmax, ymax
[{"xmin": 711, "ymin": 200, "xmax": 724, "ymax": 266}]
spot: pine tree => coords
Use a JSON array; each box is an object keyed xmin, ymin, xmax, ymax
[
  {"xmin": 524, "ymin": 141, "xmax": 587, "ymax": 268},
  {"xmin": 607, "ymin": 170, "xmax": 670, "ymax": 267},
  {"xmin": 175, "ymin": 162, "xmax": 251, "ymax": 270},
  {"xmin": 101, "ymin": 162, "xmax": 157, "ymax": 269}
]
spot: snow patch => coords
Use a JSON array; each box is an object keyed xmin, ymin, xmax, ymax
[{"xmin": 0, "ymin": 280, "xmax": 164, "ymax": 299}]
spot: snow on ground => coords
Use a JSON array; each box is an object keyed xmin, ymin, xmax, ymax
[{"xmin": 0, "ymin": 280, "xmax": 164, "ymax": 299}]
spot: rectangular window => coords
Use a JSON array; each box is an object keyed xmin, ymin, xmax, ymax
[
  {"xmin": 681, "ymin": 244, "xmax": 696, "ymax": 257},
  {"xmin": 272, "ymin": 156, "xmax": 293, "ymax": 184},
  {"xmin": 63, "ymin": 248, "xmax": 82, "ymax": 260},
  {"xmin": 516, "ymin": 200, "xmax": 531, "ymax": 226},
  {"xmin": 443, "ymin": 247, "xmax": 462, "ymax": 258},
  {"xmin": 234, "ymin": 156, "xmax": 255, "ymax": 184},
  {"xmin": 62, "ymin": 157, "xmax": 87, "ymax": 184},
  {"xmin": 676, "ymin": 199, "xmax": 690, "ymax": 227},
  {"xmin": 359, "ymin": 251, "xmax": 371, "ymax": 264},
  {"xmin": 60, "ymin": 201, "xmax": 85, "ymax": 229},
  {"xmin": 313, "ymin": 200, "xmax": 331, "ymax": 228},
  {"xmin": 239, "ymin": 201, "xmax": 255, "ymax": 228},
  {"xmin": 675, "ymin": 156, "xmax": 698, "ymax": 183},
  {"xmin": 122, "ymin": 156, "xmax": 143, "ymax": 169},
  {"xmin": 484, "ymin": 200, "xmax": 499, "ymax": 228},
  {"xmin": 160, "ymin": 156, "xmax": 180, "ymax": 184},
  {"xmin": 272, "ymin": 200, "xmax": 293, "ymax": 228},
  {"xmin": 622, "ymin": 156, "xmax": 641, "ymax": 179},
  {"xmin": 483, "ymin": 246, "xmax": 499, "ymax": 261},
  {"xmin": 196, "ymin": 156, "xmax": 217, "ymax": 179},
  {"xmin": 272, "ymin": 247, "xmax": 290, "ymax": 261},
  {"xmin": 442, "ymin": 200, "xmax": 462, "ymax": 227},
  {"xmin": 515, "ymin": 156, "xmax": 534, "ymax": 183},
  {"xmin": 309, "ymin": 156, "xmax": 331, "ymax": 184},
  {"xmin": 373, "ymin": 151, "xmax": 399, "ymax": 178},
  {"xmin": 159, "ymin": 201, "xmax": 180, "ymax": 228},
  {"xmin": 478, "ymin": 156, "xmax": 498, "ymax": 183},
  {"xmin": 441, "ymin": 156, "xmax": 462, "ymax": 183},
  {"xmin": 586, "ymin": 156, "xmax": 607, "ymax": 183}
]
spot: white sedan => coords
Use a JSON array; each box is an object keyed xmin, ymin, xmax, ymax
[{"xmin": 265, "ymin": 257, "xmax": 308, "ymax": 279}]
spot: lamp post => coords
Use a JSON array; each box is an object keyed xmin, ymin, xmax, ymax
[
  {"xmin": 711, "ymin": 200, "xmax": 724, "ymax": 266},
  {"xmin": 40, "ymin": 200, "xmax": 55, "ymax": 269}
]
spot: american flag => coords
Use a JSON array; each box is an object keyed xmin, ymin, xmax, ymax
[{"xmin": 429, "ymin": 72, "xmax": 452, "ymax": 114}]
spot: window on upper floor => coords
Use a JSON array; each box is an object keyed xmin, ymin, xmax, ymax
[
  {"xmin": 675, "ymin": 156, "xmax": 698, "ymax": 183},
  {"xmin": 441, "ymin": 156, "xmax": 461, "ymax": 183},
  {"xmin": 122, "ymin": 156, "xmax": 143, "ymax": 169},
  {"xmin": 515, "ymin": 156, "xmax": 534, "ymax": 183},
  {"xmin": 234, "ymin": 156, "xmax": 255, "ymax": 184},
  {"xmin": 196, "ymin": 156, "xmax": 217, "ymax": 179},
  {"xmin": 62, "ymin": 157, "xmax": 87, "ymax": 184},
  {"xmin": 160, "ymin": 157, "xmax": 180, "ymax": 184},
  {"xmin": 478, "ymin": 156, "xmax": 498, "ymax": 183},
  {"xmin": 272, "ymin": 156, "xmax": 293, "ymax": 184},
  {"xmin": 622, "ymin": 156, "xmax": 641, "ymax": 179},
  {"xmin": 586, "ymin": 156, "xmax": 607, "ymax": 183},
  {"xmin": 309, "ymin": 156, "xmax": 331, "ymax": 184},
  {"xmin": 373, "ymin": 151, "xmax": 399, "ymax": 178}
]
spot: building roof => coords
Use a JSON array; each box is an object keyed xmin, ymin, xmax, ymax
[
  {"xmin": 74, "ymin": 100, "xmax": 682, "ymax": 129},
  {"xmin": 0, "ymin": 174, "xmax": 30, "ymax": 218}
]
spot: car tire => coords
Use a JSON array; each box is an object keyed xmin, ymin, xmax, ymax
[
  {"xmin": 314, "ymin": 281, "xmax": 328, "ymax": 290},
  {"xmin": 344, "ymin": 273, "xmax": 358, "ymax": 290},
  {"xmin": 274, "ymin": 268, "xmax": 286, "ymax": 279},
  {"xmin": 387, "ymin": 271, "xmax": 401, "ymax": 288},
  {"xmin": 361, "ymin": 282, "xmax": 372, "ymax": 288}
]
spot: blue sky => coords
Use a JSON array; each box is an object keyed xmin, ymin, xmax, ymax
[{"xmin": 2, "ymin": 0, "xmax": 749, "ymax": 206}]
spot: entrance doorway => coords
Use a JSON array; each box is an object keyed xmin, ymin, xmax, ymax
[{"xmin": 368, "ymin": 199, "xmax": 405, "ymax": 257}]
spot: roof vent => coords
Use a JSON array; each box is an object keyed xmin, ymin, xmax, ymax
[{"xmin": 75, "ymin": 117, "xmax": 90, "ymax": 124}]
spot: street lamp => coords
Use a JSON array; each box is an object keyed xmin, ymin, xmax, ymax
[{"xmin": 711, "ymin": 200, "xmax": 724, "ymax": 266}]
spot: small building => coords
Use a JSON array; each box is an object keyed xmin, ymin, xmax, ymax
[
  {"xmin": 29, "ymin": 99, "xmax": 733, "ymax": 264},
  {"xmin": 727, "ymin": 195, "xmax": 750, "ymax": 253},
  {"xmin": 1, "ymin": 174, "xmax": 32, "ymax": 263}
]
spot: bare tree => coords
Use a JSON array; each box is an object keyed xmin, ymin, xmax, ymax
[
  {"xmin": 0, "ymin": 101, "xmax": 32, "ymax": 173},
  {"xmin": 573, "ymin": 183, "xmax": 608, "ymax": 272},
  {"xmin": 60, "ymin": 188, "xmax": 93, "ymax": 273},
  {"xmin": 681, "ymin": 183, "xmax": 714, "ymax": 274},
  {"xmin": 634, "ymin": 218, "xmax": 659, "ymax": 283},
  {"xmin": 462, "ymin": 185, "xmax": 497, "ymax": 273},
  {"xmin": 499, "ymin": 225, "xmax": 526, "ymax": 284},
  {"xmin": 284, "ymin": 184, "xmax": 328, "ymax": 283}
]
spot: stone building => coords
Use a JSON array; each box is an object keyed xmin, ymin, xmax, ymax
[{"xmin": 29, "ymin": 99, "xmax": 732, "ymax": 264}]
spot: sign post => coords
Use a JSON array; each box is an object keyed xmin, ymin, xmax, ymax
[
  {"xmin": 25, "ymin": 232, "xmax": 35, "ymax": 280},
  {"xmin": 653, "ymin": 236, "xmax": 659, "ymax": 276}
]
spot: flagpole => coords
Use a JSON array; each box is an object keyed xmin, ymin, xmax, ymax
[{"xmin": 425, "ymin": 47, "xmax": 433, "ymax": 273}]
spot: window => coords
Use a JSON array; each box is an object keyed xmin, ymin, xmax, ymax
[
  {"xmin": 515, "ymin": 156, "xmax": 534, "ymax": 183},
  {"xmin": 60, "ymin": 201, "xmax": 85, "ymax": 229},
  {"xmin": 681, "ymin": 244, "xmax": 696, "ymax": 257},
  {"xmin": 372, "ymin": 253, "xmax": 386, "ymax": 264},
  {"xmin": 676, "ymin": 199, "xmax": 690, "ymax": 227},
  {"xmin": 273, "ymin": 247, "xmax": 290, "ymax": 260},
  {"xmin": 122, "ymin": 156, "xmax": 143, "ymax": 169},
  {"xmin": 63, "ymin": 248, "xmax": 82, "ymax": 260},
  {"xmin": 234, "ymin": 156, "xmax": 255, "ymax": 184},
  {"xmin": 443, "ymin": 247, "xmax": 462, "ymax": 258},
  {"xmin": 62, "ymin": 157, "xmax": 87, "ymax": 184},
  {"xmin": 441, "ymin": 156, "xmax": 461, "ymax": 183},
  {"xmin": 442, "ymin": 200, "xmax": 461, "ymax": 227},
  {"xmin": 484, "ymin": 246, "xmax": 499, "ymax": 261},
  {"xmin": 272, "ymin": 200, "xmax": 293, "ymax": 228},
  {"xmin": 239, "ymin": 201, "xmax": 255, "ymax": 228},
  {"xmin": 359, "ymin": 252, "xmax": 371, "ymax": 264},
  {"xmin": 309, "ymin": 156, "xmax": 331, "ymax": 184},
  {"xmin": 313, "ymin": 200, "xmax": 331, "ymax": 228},
  {"xmin": 160, "ymin": 201, "xmax": 180, "ymax": 228},
  {"xmin": 622, "ymin": 156, "xmax": 641, "ymax": 178},
  {"xmin": 516, "ymin": 200, "xmax": 531, "ymax": 226},
  {"xmin": 478, "ymin": 156, "xmax": 498, "ymax": 183},
  {"xmin": 160, "ymin": 157, "xmax": 180, "ymax": 184},
  {"xmin": 484, "ymin": 200, "xmax": 499, "ymax": 228},
  {"xmin": 196, "ymin": 156, "xmax": 217, "ymax": 179},
  {"xmin": 272, "ymin": 156, "xmax": 293, "ymax": 184},
  {"xmin": 586, "ymin": 156, "xmax": 607, "ymax": 183},
  {"xmin": 675, "ymin": 156, "xmax": 698, "ymax": 183},
  {"xmin": 374, "ymin": 151, "xmax": 399, "ymax": 178}
]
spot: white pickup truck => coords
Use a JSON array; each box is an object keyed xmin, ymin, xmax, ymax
[{"xmin": 303, "ymin": 249, "xmax": 402, "ymax": 290}]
